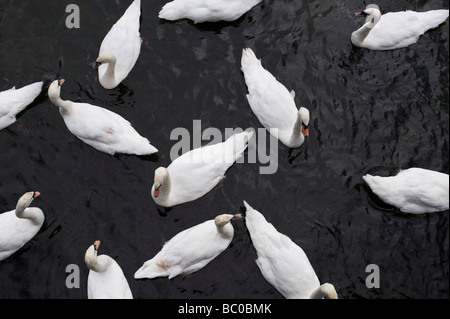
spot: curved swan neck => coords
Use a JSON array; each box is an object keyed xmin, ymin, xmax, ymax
[
  {"xmin": 85, "ymin": 246, "xmax": 112, "ymax": 272},
  {"xmin": 48, "ymin": 85, "xmax": 72, "ymax": 113},
  {"xmin": 158, "ymin": 170, "xmax": 172, "ymax": 201},
  {"xmin": 15, "ymin": 207, "xmax": 43, "ymax": 225},
  {"xmin": 352, "ymin": 10, "xmax": 381, "ymax": 45},
  {"xmin": 99, "ymin": 55, "xmax": 118, "ymax": 89},
  {"xmin": 217, "ymin": 223, "xmax": 234, "ymax": 238},
  {"xmin": 289, "ymin": 112, "xmax": 305, "ymax": 146}
]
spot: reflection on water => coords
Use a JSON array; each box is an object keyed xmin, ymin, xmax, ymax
[{"xmin": 0, "ymin": 0, "xmax": 448, "ymax": 299}]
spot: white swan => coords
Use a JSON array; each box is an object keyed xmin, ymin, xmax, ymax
[
  {"xmin": 85, "ymin": 240, "xmax": 133, "ymax": 299},
  {"xmin": 351, "ymin": 4, "xmax": 449, "ymax": 50},
  {"xmin": 48, "ymin": 79, "xmax": 158, "ymax": 155},
  {"xmin": 0, "ymin": 192, "xmax": 44, "ymax": 261},
  {"xmin": 0, "ymin": 81, "xmax": 43, "ymax": 131},
  {"xmin": 93, "ymin": 0, "xmax": 142, "ymax": 89},
  {"xmin": 151, "ymin": 131, "xmax": 253, "ymax": 207},
  {"xmin": 243, "ymin": 201, "xmax": 338, "ymax": 299},
  {"xmin": 134, "ymin": 213, "xmax": 242, "ymax": 279},
  {"xmin": 159, "ymin": 0, "xmax": 263, "ymax": 24},
  {"xmin": 363, "ymin": 167, "xmax": 449, "ymax": 214},
  {"xmin": 241, "ymin": 48, "xmax": 310, "ymax": 149}
]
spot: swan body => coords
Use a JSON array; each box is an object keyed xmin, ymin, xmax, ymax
[
  {"xmin": 243, "ymin": 201, "xmax": 338, "ymax": 299},
  {"xmin": 134, "ymin": 214, "xmax": 241, "ymax": 279},
  {"xmin": 0, "ymin": 192, "xmax": 44, "ymax": 261},
  {"xmin": 159, "ymin": 0, "xmax": 262, "ymax": 24},
  {"xmin": 241, "ymin": 48, "xmax": 310, "ymax": 148},
  {"xmin": 151, "ymin": 131, "xmax": 253, "ymax": 207},
  {"xmin": 363, "ymin": 168, "xmax": 449, "ymax": 214},
  {"xmin": 0, "ymin": 82, "xmax": 43, "ymax": 130},
  {"xmin": 47, "ymin": 79, "xmax": 157, "ymax": 155},
  {"xmin": 94, "ymin": 0, "xmax": 142, "ymax": 89},
  {"xmin": 351, "ymin": 4, "xmax": 449, "ymax": 50},
  {"xmin": 85, "ymin": 240, "xmax": 133, "ymax": 299}
]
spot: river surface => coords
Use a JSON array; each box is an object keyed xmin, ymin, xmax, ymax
[{"xmin": 0, "ymin": 0, "xmax": 448, "ymax": 299}]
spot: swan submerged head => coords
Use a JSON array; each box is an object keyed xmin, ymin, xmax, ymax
[{"xmin": 214, "ymin": 214, "xmax": 242, "ymax": 227}]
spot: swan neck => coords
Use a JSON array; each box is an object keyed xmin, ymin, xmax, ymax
[
  {"xmin": 352, "ymin": 13, "xmax": 380, "ymax": 45},
  {"xmin": 289, "ymin": 113, "xmax": 304, "ymax": 145},
  {"xmin": 310, "ymin": 286, "xmax": 326, "ymax": 299},
  {"xmin": 15, "ymin": 206, "xmax": 43, "ymax": 225},
  {"xmin": 159, "ymin": 171, "xmax": 172, "ymax": 200},
  {"xmin": 87, "ymin": 253, "xmax": 112, "ymax": 273},
  {"xmin": 217, "ymin": 223, "xmax": 234, "ymax": 238},
  {"xmin": 100, "ymin": 59, "xmax": 118, "ymax": 88},
  {"xmin": 49, "ymin": 94, "xmax": 72, "ymax": 113}
]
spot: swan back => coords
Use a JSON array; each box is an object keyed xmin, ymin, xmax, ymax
[
  {"xmin": 0, "ymin": 191, "xmax": 44, "ymax": 261},
  {"xmin": 151, "ymin": 131, "xmax": 253, "ymax": 207},
  {"xmin": 352, "ymin": 5, "xmax": 449, "ymax": 50},
  {"xmin": 241, "ymin": 48, "xmax": 308, "ymax": 148},
  {"xmin": 0, "ymin": 81, "xmax": 43, "ymax": 130},
  {"xmin": 134, "ymin": 214, "xmax": 240, "ymax": 279},
  {"xmin": 85, "ymin": 241, "xmax": 133, "ymax": 299},
  {"xmin": 363, "ymin": 168, "xmax": 449, "ymax": 213},
  {"xmin": 97, "ymin": 0, "xmax": 142, "ymax": 88},
  {"xmin": 244, "ymin": 201, "xmax": 326, "ymax": 299},
  {"xmin": 158, "ymin": 0, "xmax": 263, "ymax": 24}
]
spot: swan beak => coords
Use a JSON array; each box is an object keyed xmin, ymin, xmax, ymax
[
  {"xmin": 33, "ymin": 191, "xmax": 41, "ymax": 199},
  {"xmin": 94, "ymin": 240, "xmax": 100, "ymax": 251},
  {"xmin": 91, "ymin": 61, "xmax": 102, "ymax": 70},
  {"xmin": 302, "ymin": 125, "xmax": 309, "ymax": 137},
  {"xmin": 355, "ymin": 11, "xmax": 368, "ymax": 17},
  {"xmin": 59, "ymin": 79, "xmax": 65, "ymax": 86},
  {"xmin": 232, "ymin": 214, "xmax": 242, "ymax": 220},
  {"xmin": 154, "ymin": 186, "xmax": 161, "ymax": 198}
]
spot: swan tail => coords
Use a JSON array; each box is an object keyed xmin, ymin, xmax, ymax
[
  {"xmin": 224, "ymin": 131, "xmax": 254, "ymax": 163},
  {"xmin": 134, "ymin": 259, "xmax": 171, "ymax": 279},
  {"xmin": 241, "ymin": 48, "xmax": 262, "ymax": 73},
  {"xmin": 416, "ymin": 9, "xmax": 449, "ymax": 33},
  {"xmin": 243, "ymin": 200, "xmax": 268, "ymax": 234}
]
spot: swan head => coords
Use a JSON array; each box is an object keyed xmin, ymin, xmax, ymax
[
  {"xmin": 93, "ymin": 52, "xmax": 116, "ymax": 69},
  {"xmin": 320, "ymin": 283, "xmax": 338, "ymax": 299},
  {"xmin": 355, "ymin": 4, "xmax": 381, "ymax": 28},
  {"xmin": 16, "ymin": 191, "xmax": 40, "ymax": 211},
  {"xmin": 48, "ymin": 79, "xmax": 65, "ymax": 102},
  {"xmin": 84, "ymin": 240, "xmax": 100, "ymax": 269},
  {"xmin": 153, "ymin": 167, "xmax": 169, "ymax": 198},
  {"xmin": 214, "ymin": 214, "xmax": 242, "ymax": 227},
  {"xmin": 298, "ymin": 107, "xmax": 310, "ymax": 137}
]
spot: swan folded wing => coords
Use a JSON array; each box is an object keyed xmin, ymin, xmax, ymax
[
  {"xmin": 153, "ymin": 220, "xmax": 230, "ymax": 277},
  {"xmin": 63, "ymin": 103, "xmax": 144, "ymax": 147}
]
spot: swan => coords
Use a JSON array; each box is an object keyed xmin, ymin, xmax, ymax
[
  {"xmin": 351, "ymin": 4, "xmax": 449, "ymax": 50},
  {"xmin": 0, "ymin": 192, "xmax": 44, "ymax": 261},
  {"xmin": 241, "ymin": 48, "xmax": 310, "ymax": 149},
  {"xmin": 0, "ymin": 81, "xmax": 43, "ymax": 131},
  {"xmin": 151, "ymin": 130, "xmax": 253, "ymax": 207},
  {"xmin": 47, "ymin": 79, "xmax": 158, "ymax": 155},
  {"xmin": 134, "ymin": 213, "xmax": 242, "ymax": 279},
  {"xmin": 159, "ymin": 0, "xmax": 263, "ymax": 24},
  {"xmin": 93, "ymin": 0, "xmax": 142, "ymax": 89},
  {"xmin": 243, "ymin": 201, "xmax": 338, "ymax": 299},
  {"xmin": 363, "ymin": 167, "xmax": 449, "ymax": 214},
  {"xmin": 85, "ymin": 240, "xmax": 133, "ymax": 299}
]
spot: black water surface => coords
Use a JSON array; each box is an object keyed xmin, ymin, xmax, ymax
[{"xmin": 0, "ymin": 0, "xmax": 448, "ymax": 300}]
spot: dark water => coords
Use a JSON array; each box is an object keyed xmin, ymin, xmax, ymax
[{"xmin": 0, "ymin": 0, "xmax": 448, "ymax": 300}]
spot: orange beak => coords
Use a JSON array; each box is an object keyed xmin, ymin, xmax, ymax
[
  {"xmin": 94, "ymin": 240, "xmax": 100, "ymax": 250},
  {"xmin": 302, "ymin": 125, "xmax": 309, "ymax": 137},
  {"xmin": 59, "ymin": 79, "xmax": 65, "ymax": 86},
  {"xmin": 154, "ymin": 188, "xmax": 161, "ymax": 198},
  {"xmin": 33, "ymin": 191, "xmax": 41, "ymax": 198}
]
